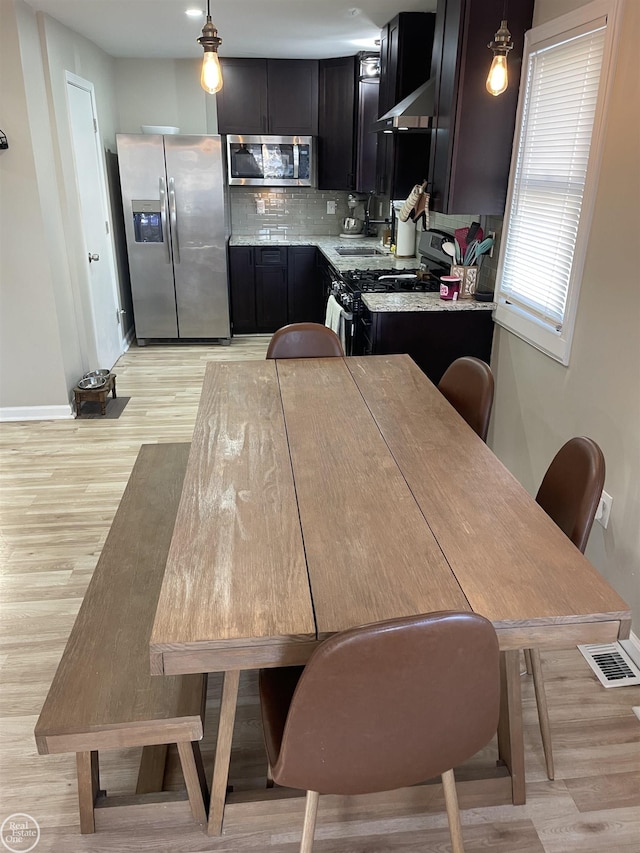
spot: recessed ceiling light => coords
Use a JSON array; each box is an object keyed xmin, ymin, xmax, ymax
[{"xmin": 186, "ymin": 8, "xmax": 204, "ymax": 17}]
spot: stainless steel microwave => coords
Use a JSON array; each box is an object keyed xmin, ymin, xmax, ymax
[{"xmin": 226, "ymin": 135, "xmax": 315, "ymax": 187}]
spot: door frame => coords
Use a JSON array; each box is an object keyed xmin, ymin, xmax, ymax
[{"xmin": 64, "ymin": 71, "xmax": 124, "ymax": 369}]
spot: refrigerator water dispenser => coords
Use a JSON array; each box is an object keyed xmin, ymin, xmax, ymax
[{"xmin": 132, "ymin": 201, "xmax": 163, "ymax": 243}]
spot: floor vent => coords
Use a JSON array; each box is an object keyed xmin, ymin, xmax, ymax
[{"xmin": 578, "ymin": 642, "xmax": 640, "ymax": 688}]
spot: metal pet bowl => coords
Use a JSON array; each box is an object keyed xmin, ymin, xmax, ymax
[
  {"xmin": 83, "ymin": 369, "xmax": 111, "ymax": 379},
  {"xmin": 77, "ymin": 376, "xmax": 108, "ymax": 390}
]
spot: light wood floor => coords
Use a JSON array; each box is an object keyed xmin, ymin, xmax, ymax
[{"xmin": 1, "ymin": 338, "xmax": 639, "ymax": 852}]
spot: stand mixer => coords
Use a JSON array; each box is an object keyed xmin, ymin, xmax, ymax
[{"xmin": 339, "ymin": 193, "xmax": 366, "ymax": 238}]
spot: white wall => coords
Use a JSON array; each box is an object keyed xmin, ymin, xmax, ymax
[
  {"xmin": 0, "ymin": 8, "xmax": 221, "ymax": 415},
  {"xmin": 114, "ymin": 59, "xmax": 218, "ymax": 135},
  {"xmin": 0, "ymin": 0, "xmax": 69, "ymax": 412},
  {"xmin": 489, "ymin": 0, "xmax": 640, "ymax": 628},
  {"xmin": 0, "ymin": 1, "xmax": 124, "ymax": 414}
]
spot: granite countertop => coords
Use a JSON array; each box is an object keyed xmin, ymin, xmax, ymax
[
  {"xmin": 228, "ymin": 235, "xmax": 496, "ymax": 311},
  {"xmin": 229, "ymin": 235, "xmax": 420, "ymax": 272},
  {"xmin": 362, "ymin": 293, "xmax": 496, "ymax": 313}
]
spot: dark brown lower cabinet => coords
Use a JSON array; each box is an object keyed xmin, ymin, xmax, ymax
[
  {"xmin": 287, "ymin": 247, "xmax": 325, "ymax": 325},
  {"xmin": 255, "ymin": 265, "xmax": 288, "ymax": 333},
  {"xmin": 359, "ymin": 306, "xmax": 494, "ymax": 385},
  {"xmin": 229, "ymin": 246, "xmax": 325, "ymax": 334},
  {"xmin": 228, "ymin": 247, "xmax": 256, "ymax": 334}
]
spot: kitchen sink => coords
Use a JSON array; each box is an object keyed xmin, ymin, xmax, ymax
[{"xmin": 334, "ymin": 247, "xmax": 385, "ymax": 256}]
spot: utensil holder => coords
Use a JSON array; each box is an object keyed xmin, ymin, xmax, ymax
[{"xmin": 450, "ymin": 265, "xmax": 478, "ymax": 299}]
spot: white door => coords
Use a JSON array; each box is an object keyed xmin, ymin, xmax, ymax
[{"xmin": 66, "ymin": 73, "xmax": 123, "ymax": 370}]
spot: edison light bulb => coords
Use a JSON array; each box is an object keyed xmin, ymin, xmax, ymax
[
  {"xmin": 486, "ymin": 54, "xmax": 508, "ymax": 97},
  {"xmin": 201, "ymin": 51, "xmax": 222, "ymax": 94}
]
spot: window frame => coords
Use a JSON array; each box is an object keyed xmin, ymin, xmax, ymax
[{"xmin": 493, "ymin": 0, "xmax": 622, "ymax": 365}]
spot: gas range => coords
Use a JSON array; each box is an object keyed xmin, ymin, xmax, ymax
[
  {"xmin": 329, "ymin": 229, "xmax": 454, "ymax": 317},
  {"xmin": 333, "ymin": 268, "xmax": 442, "ymax": 315}
]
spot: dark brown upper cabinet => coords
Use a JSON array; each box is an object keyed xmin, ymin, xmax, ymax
[
  {"xmin": 428, "ymin": 0, "xmax": 534, "ymax": 214},
  {"xmin": 318, "ymin": 57, "xmax": 356, "ymax": 191},
  {"xmin": 318, "ymin": 57, "xmax": 379, "ymax": 192},
  {"xmin": 216, "ymin": 59, "xmax": 268, "ymax": 135},
  {"xmin": 377, "ymin": 13, "xmax": 436, "ymax": 117},
  {"xmin": 375, "ymin": 13, "xmax": 436, "ymax": 199},
  {"xmin": 217, "ymin": 59, "xmax": 318, "ymax": 136},
  {"xmin": 268, "ymin": 60, "xmax": 318, "ymax": 136}
]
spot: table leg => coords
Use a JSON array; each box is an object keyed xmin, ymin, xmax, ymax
[
  {"xmin": 76, "ymin": 750, "xmax": 101, "ymax": 834},
  {"xmin": 111, "ymin": 376, "xmax": 117, "ymax": 399},
  {"xmin": 497, "ymin": 649, "xmax": 526, "ymax": 805},
  {"xmin": 207, "ymin": 669, "xmax": 240, "ymax": 836}
]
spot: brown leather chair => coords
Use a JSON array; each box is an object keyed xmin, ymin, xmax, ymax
[
  {"xmin": 260, "ymin": 611, "xmax": 500, "ymax": 853},
  {"xmin": 266, "ymin": 323, "xmax": 344, "ymax": 359},
  {"xmin": 438, "ymin": 356, "xmax": 495, "ymax": 441},
  {"xmin": 526, "ymin": 437, "xmax": 605, "ymax": 780}
]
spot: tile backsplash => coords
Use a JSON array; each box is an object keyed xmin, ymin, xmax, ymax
[
  {"xmin": 229, "ymin": 187, "xmax": 352, "ymax": 238},
  {"xmin": 429, "ymin": 211, "xmax": 503, "ymax": 294}
]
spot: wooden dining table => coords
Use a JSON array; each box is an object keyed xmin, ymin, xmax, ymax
[{"xmin": 149, "ymin": 354, "xmax": 630, "ymax": 836}]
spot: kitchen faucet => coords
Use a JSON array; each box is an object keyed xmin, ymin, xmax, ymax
[{"xmin": 364, "ymin": 190, "xmax": 389, "ymax": 237}]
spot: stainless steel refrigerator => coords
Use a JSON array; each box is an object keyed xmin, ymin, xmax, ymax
[{"xmin": 116, "ymin": 134, "xmax": 230, "ymax": 343}]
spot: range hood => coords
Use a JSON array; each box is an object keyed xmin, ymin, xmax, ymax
[{"xmin": 373, "ymin": 78, "xmax": 435, "ymax": 133}]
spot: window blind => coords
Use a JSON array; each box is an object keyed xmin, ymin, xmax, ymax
[{"xmin": 498, "ymin": 21, "xmax": 606, "ymax": 332}]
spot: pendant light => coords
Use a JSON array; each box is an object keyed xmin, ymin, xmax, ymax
[
  {"xmin": 486, "ymin": 18, "xmax": 513, "ymax": 97},
  {"xmin": 198, "ymin": 0, "xmax": 223, "ymax": 94}
]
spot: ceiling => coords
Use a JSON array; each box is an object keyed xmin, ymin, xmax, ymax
[{"xmin": 23, "ymin": 0, "xmax": 438, "ymax": 61}]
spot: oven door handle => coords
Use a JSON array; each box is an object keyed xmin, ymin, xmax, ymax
[{"xmin": 377, "ymin": 274, "xmax": 418, "ymax": 281}]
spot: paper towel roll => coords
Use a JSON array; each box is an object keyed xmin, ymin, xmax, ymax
[{"xmin": 395, "ymin": 216, "xmax": 417, "ymax": 258}]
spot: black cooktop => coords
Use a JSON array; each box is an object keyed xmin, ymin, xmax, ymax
[{"xmin": 342, "ymin": 268, "xmax": 443, "ymax": 293}]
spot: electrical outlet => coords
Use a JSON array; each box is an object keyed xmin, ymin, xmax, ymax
[
  {"xmin": 327, "ymin": 200, "xmax": 336, "ymax": 214},
  {"xmin": 595, "ymin": 490, "xmax": 613, "ymax": 528}
]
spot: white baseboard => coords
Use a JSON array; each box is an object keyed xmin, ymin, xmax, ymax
[
  {"xmin": 627, "ymin": 631, "xmax": 640, "ymax": 658},
  {"xmin": 0, "ymin": 404, "xmax": 73, "ymax": 422},
  {"xmin": 630, "ymin": 635, "xmax": 640, "ymax": 722},
  {"xmin": 621, "ymin": 631, "xmax": 640, "ymax": 669}
]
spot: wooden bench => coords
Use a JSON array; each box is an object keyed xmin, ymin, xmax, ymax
[{"xmin": 34, "ymin": 443, "xmax": 208, "ymax": 834}]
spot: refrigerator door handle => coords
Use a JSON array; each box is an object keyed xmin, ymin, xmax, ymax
[
  {"xmin": 168, "ymin": 177, "xmax": 180, "ymax": 264},
  {"xmin": 159, "ymin": 177, "xmax": 171, "ymax": 264}
]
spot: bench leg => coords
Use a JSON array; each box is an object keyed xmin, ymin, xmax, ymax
[
  {"xmin": 136, "ymin": 744, "xmax": 168, "ymax": 794},
  {"xmin": 177, "ymin": 741, "xmax": 209, "ymax": 827},
  {"xmin": 497, "ymin": 650, "xmax": 526, "ymax": 805},
  {"xmin": 76, "ymin": 750, "xmax": 100, "ymax": 834},
  {"xmin": 207, "ymin": 669, "xmax": 240, "ymax": 836}
]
